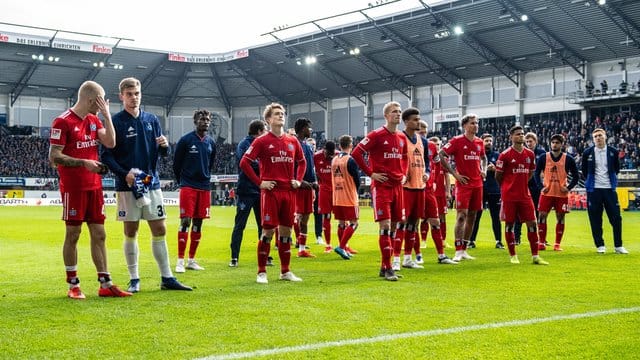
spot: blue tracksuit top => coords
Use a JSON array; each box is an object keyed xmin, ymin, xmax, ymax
[
  {"xmin": 173, "ymin": 131, "xmax": 216, "ymax": 190},
  {"xmin": 298, "ymin": 138, "xmax": 317, "ymax": 183},
  {"xmin": 101, "ymin": 110, "xmax": 168, "ymax": 191},
  {"xmin": 235, "ymin": 136, "xmax": 260, "ymax": 196},
  {"xmin": 484, "ymin": 149, "xmax": 500, "ymax": 195}
]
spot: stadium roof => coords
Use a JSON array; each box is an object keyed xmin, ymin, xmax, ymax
[{"xmin": 1, "ymin": 0, "xmax": 639, "ymax": 115}]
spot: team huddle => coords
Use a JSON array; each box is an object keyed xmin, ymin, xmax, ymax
[{"xmin": 50, "ymin": 80, "xmax": 629, "ymax": 297}]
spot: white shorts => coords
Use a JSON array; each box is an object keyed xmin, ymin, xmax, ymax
[{"xmin": 116, "ymin": 189, "xmax": 166, "ymax": 222}]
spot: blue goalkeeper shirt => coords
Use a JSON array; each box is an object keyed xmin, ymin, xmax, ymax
[
  {"xmin": 173, "ymin": 130, "xmax": 216, "ymax": 190},
  {"xmin": 101, "ymin": 110, "xmax": 168, "ymax": 191}
]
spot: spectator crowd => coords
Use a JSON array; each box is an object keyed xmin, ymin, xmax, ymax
[{"xmin": 1, "ymin": 110, "xmax": 639, "ymax": 185}]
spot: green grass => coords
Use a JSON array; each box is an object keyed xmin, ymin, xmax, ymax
[{"xmin": 0, "ymin": 205, "xmax": 638, "ymax": 359}]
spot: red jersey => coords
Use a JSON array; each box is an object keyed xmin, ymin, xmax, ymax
[
  {"xmin": 241, "ymin": 131, "xmax": 305, "ymax": 189},
  {"xmin": 426, "ymin": 141, "xmax": 439, "ymax": 190},
  {"xmin": 496, "ymin": 146, "xmax": 535, "ymax": 199},
  {"xmin": 441, "ymin": 134, "xmax": 485, "ymax": 188},
  {"xmin": 313, "ymin": 150, "xmax": 334, "ymax": 193},
  {"xmin": 351, "ymin": 126, "xmax": 408, "ymax": 187},
  {"xmin": 49, "ymin": 109, "xmax": 104, "ymax": 193}
]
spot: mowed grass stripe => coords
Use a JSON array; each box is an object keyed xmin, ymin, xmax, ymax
[{"xmin": 199, "ymin": 307, "xmax": 640, "ymax": 360}]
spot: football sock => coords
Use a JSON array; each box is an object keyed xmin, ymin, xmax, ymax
[
  {"xmin": 97, "ymin": 272, "xmax": 112, "ymax": 288},
  {"xmin": 505, "ymin": 231, "xmax": 516, "ymax": 256},
  {"xmin": 431, "ymin": 225, "xmax": 444, "ymax": 255},
  {"xmin": 257, "ymin": 237, "xmax": 271, "ymax": 273},
  {"xmin": 123, "ymin": 236, "xmax": 139, "ymax": 279},
  {"xmin": 379, "ymin": 229, "xmax": 392, "ymax": 269},
  {"xmin": 556, "ymin": 223, "xmax": 565, "ymax": 245},
  {"xmin": 527, "ymin": 228, "xmax": 539, "ymax": 256},
  {"xmin": 151, "ymin": 236, "xmax": 173, "ymax": 278},
  {"xmin": 322, "ymin": 217, "xmax": 332, "ymax": 245},
  {"xmin": 65, "ymin": 265, "xmax": 78, "ymax": 289},
  {"xmin": 537, "ymin": 223, "xmax": 547, "ymax": 245},
  {"xmin": 278, "ymin": 236, "xmax": 292, "ymax": 274},
  {"xmin": 177, "ymin": 231, "xmax": 188, "ymax": 259},
  {"xmin": 188, "ymin": 231, "xmax": 201, "ymax": 259}
]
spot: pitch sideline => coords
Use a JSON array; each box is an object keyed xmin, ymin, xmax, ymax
[{"xmin": 196, "ymin": 307, "xmax": 640, "ymax": 360}]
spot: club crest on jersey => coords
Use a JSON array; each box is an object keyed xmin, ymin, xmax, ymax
[
  {"xmin": 51, "ymin": 128, "xmax": 61, "ymax": 140},
  {"xmin": 288, "ymin": 144, "xmax": 294, "ymax": 151},
  {"xmin": 90, "ymin": 124, "xmax": 97, "ymax": 131},
  {"xmin": 146, "ymin": 123, "xmax": 152, "ymax": 131},
  {"xmin": 399, "ymin": 140, "xmax": 404, "ymax": 147},
  {"xmin": 476, "ymin": 145, "xmax": 481, "ymax": 151}
]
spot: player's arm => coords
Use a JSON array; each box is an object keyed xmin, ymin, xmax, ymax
[
  {"xmin": 438, "ymin": 148, "xmax": 466, "ymax": 184},
  {"xmin": 239, "ymin": 154, "xmax": 261, "ymax": 186},
  {"xmin": 535, "ymin": 155, "xmax": 546, "ymax": 192},
  {"xmin": 96, "ymin": 97, "xmax": 115, "ymax": 148},
  {"xmin": 566, "ymin": 155, "xmax": 580, "ymax": 190},
  {"xmin": 494, "ymin": 155, "xmax": 505, "ymax": 184},
  {"xmin": 294, "ymin": 142, "xmax": 307, "ymax": 183},
  {"xmin": 351, "ymin": 143, "xmax": 372, "ymax": 177},
  {"xmin": 612, "ymin": 147, "xmax": 621, "ymax": 174},
  {"xmin": 153, "ymin": 118, "xmax": 170, "ymax": 157},
  {"xmin": 172, "ymin": 138, "xmax": 186, "ymax": 183},
  {"xmin": 444, "ymin": 167, "xmax": 452, "ymax": 200},
  {"xmin": 480, "ymin": 154, "xmax": 487, "ymax": 179},
  {"xmin": 422, "ymin": 137, "xmax": 430, "ymax": 182},
  {"xmin": 49, "ymin": 144, "xmax": 102, "ymax": 173},
  {"xmin": 347, "ymin": 158, "xmax": 361, "ymax": 190},
  {"xmin": 209, "ymin": 139, "xmax": 217, "ymax": 173}
]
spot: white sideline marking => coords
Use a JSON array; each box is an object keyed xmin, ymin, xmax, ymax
[{"xmin": 197, "ymin": 307, "xmax": 640, "ymax": 360}]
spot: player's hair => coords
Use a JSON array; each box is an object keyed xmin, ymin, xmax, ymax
[
  {"xmin": 263, "ymin": 102, "xmax": 284, "ymax": 121},
  {"xmin": 294, "ymin": 117, "xmax": 312, "ymax": 134},
  {"xmin": 460, "ymin": 113, "xmax": 478, "ymax": 126},
  {"xmin": 510, "ymin": 125, "xmax": 524, "ymax": 135},
  {"xmin": 401, "ymin": 107, "xmax": 420, "ymax": 121},
  {"xmin": 550, "ymin": 134, "xmax": 565, "ymax": 144},
  {"xmin": 339, "ymin": 135, "xmax": 353, "ymax": 149},
  {"xmin": 78, "ymin": 81, "xmax": 103, "ymax": 100},
  {"xmin": 428, "ymin": 136, "xmax": 441, "ymax": 144},
  {"xmin": 383, "ymin": 101, "xmax": 401, "ymax": 115},
  {"xmin": 324, "ymin": 141, "xmax": 336, "ymax": 154},
  {"xmin": 419, "ymin": 120, "xmax": 428, "ymax": 129},
  {"xmin": 592, "ymin": 128, "xmax": 606, "ymax": 136},
  {"xmin": 193, "ymin": 109, "xmax": 211, "ymax": 123},
  {"xmin": 481, "ymin": 133, "xmax": 493, "ymax": 140},
  {"xmin": 524, "ymin": 132, "xmax": 538, "ymax": 142},
  {"xmin": 248, "ymin": 119, "xmax": 266, "ymax": 136},
  {"xmin": 119, "ymin": 77, "xmax": 141, "ymax": 94}
]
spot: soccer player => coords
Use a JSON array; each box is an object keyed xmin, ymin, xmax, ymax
[
  {"xmin": 229, "ymin": 119, "xmax": 266, "ymax": 267},
  {"xmin": 392, "ymin": 108, "xmax": 428, "ymax": 271},
  {"xmin": 514, "ymin": 132, "xmax": 546, "ymax": 244},
  {"xmin": 495, "ymin": 125, "xmax": 549, "ymax": 265},
  {"xmin": 469, "ymin": 133, "xmax": 504, "ymax": 249},
  {"xmin": 314, "ymin": 140, "xmax": 337, "ymax": 253},
  {"xmin": 101, "ymin": 77, "xmax": 192, "ymax": 292},
  {"xmin": 293, "ymin": 117, "xmax": 318, "ymax": 258},
  {"xmin": 239, "ymin": 102, "xmax": 306, "ymax": 283},
  {"xmin": 352, "ymin": 101, "xmax": 408, "ymax": 281},
  {"xmin": 331, "ymin": 135, "xmax": 361, "ymax": 260},
  {"xmin": 414, "ymin": 120, "xmax": 457, "ymax": 265},
  {"xmin": 534, "ymin": 134, "xmax": 579, "ymax": 251},
  {"xmin": 439, "ymin": 113, "xmax": 487, "ymax": 262},
  {"xmin": 49, "ymin": 80, "xmax": 131, "ymax": 299},
  {"xmin": 428, "ymin": 136, "xmax": 452, "ymax": 249},
  {"xmin": 172, "ymin": 109, "xmax": 216, "ymax": 272},
  {"xmin": 581, "ymin": 128, "xmax": 628, "ymax": 254}
]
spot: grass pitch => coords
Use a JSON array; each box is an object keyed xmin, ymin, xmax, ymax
[{"xmin": 0, "ymin": 205, "xmax": 638, "ymax": 359}]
